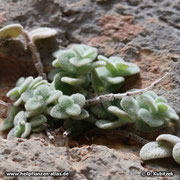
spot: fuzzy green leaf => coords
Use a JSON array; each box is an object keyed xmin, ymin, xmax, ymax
[
  {"xmin": 7, "ymin": 128, "xmax": 16, "ymax": 139},
  {"xmin": 71, "ymin": 93, "xmax": 85, "ymax": 108},
  {"xmin": 29, "ymin": 27, "xmax": 57, "ymax": 41},
  {"xmin": 29, "ymin": 77, "xmax": 43, "ymax": 89},
  {"xmin": 6, "ymin": 87, "xmax": 19, "ymax": 98},
  {"xmin": 104, "ymin": 76, "xmax": 124, "ymax": 85},
  {"xmin": 65, "ymin": 104, "xmax": 81, "ymax": 116},
  {"xmin": 16, "ymin": 77, "xmax": 25, "ymax": 87},
  {"xmin": 50, "ymin": 104, "xmax": 69, "ymax": 119},
  {"xmin": 155, "ymin": 96, "xmax": 167, "ymax": 104},
  {"xmin": 34, "ymin": 85, "xmax": 50, "ymax": 100},
  {"xmin": 95, "ymin": 119, "xmax": 125, "ymax": 129},
  {"xmin": 137, "ymin": 94, "xmax": 158, "ymax": 113},
  {"xmin": 53, "ymin": 72, "xmax": 73, "ymax": 95},
  {"xmin": 14, "ymin": 111, "xmax": 26, "ymax": 126},
  {"xmin": 19, "ymin": 76, "xmax": 33, "ymax": 94},
  {"xmin": 157, "ymin": 102, "xmax": 169, "ymax": 113},
  {"xmin": 58, "ymin": 95, "xmax": 74, "ymax": 109},
  {"xmin": 13, "ymin": 97, "xmax": 23, "ymax": 106},
  {"xmin": 0, "ymin": 24, "xmax": 23, "ymax": 40},
  {"xmin": 172, "ymin": 143, "xmax": 180, "ymax": 164},
  {"xmin": 98, "ymin": 55, "xmax": 117, "ymax": 75},
  {"xmin": 70, "ymin": 57, "xmax": 92, "ymax": 67},
  {"xmin": 91, "ymin": 70, "xmax": 105, "ymax": 93},
  {"xmin": 21, "ymin": 123, "xmax": 31, "ymax": 138},
  {"xmin": 138, "ymin": 108, "xmax": 164, "ymax": 127},
  {"xmin": 30, "ymin": 114, "xmax": 47, "ymax": 127},
  {"xmin": 61, "ymin": 76, "xmax": 85, "ymax": 86},
  {"xmin": 72, "ymin": 109, "xmax": 89, "ymax": 120},
  {"xmin": 120, "ymin": 96, "xmax": 139, "ymax": 117},
  {"xmin": 108, "ymin": 106, "xmax": 134, "ymax": 122},
  {"xmin": 57, "ymin": 50, "xmax": 77, "ymax": 73},
  {"xmin": 144, "ymin": 91, "xmax": 158, "ymax": 100},
  {"xmin": 156, "ymin": 134, "xmax": 180, "ymax": 146},
  {"xmin": 21, "ymin": 90, "xmax": 33, "ymax": 103},
  {"xmin": 45, "ymin": 90, "xmax": 62, "ymax": 105},
  {"xmin": 116, "ymin": 62, "xmax": 140, "ymax": 76},
  {"xmin": 140, "ymin": 141, "xmax": 172, "ymax": 160},
  {"xmin": 32, "ymin": 80, "xmax": 48, "ymax": 89},
  {"xmin": 25, "ymin": 97, "xmax": 44, "ymax": 111}
]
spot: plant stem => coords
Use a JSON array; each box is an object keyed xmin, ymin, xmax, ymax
[
  {"xmin": 86, "ymin": 72, "xmax": 169, "ymax": 105},
  {"xmin": 22, "ymin": 30, "xmax": 47, "ymax": 79}
]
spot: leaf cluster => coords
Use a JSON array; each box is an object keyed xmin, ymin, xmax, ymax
[
  {"xmin": 140, "ymin": 134, "xmax": 180, "ymax": 164},
  {"xmin": 97, "ymin": 91, "xmax": 179, "ymax": 131}
]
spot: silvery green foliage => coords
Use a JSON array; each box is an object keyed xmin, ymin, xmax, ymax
[
  {"xmin": 7, "ymin": 111, "xmax": 31, "ymax": 139},
  {"xmin": 6, "ymin": 76, "xmax": 62, "ymax": 118},
  {"xmin": 0, "ymin": 106, "xmax": 22, "ymax": 131},
  {"xmin": 103, "ymin": 91, "xmax": 179, "ymax": 131},
  {"xmin": 3, "ymin": 76, "xmax": 62, "ymax": 138},
  {"xmin": 92, "ymin": 55, "xmax": 140, "ymax": 93},
  {"xmin": 49, "ymin": 44, "xmax": 105, "ymax": 94},
  {"xmin": 28, "ymin": 27, "xmax": 57, "ymax": 42},
  {"xmin": 0, "ymin": 24, "xmax": 23, "ymax": 40},
  {"xmin": 7, "ymin": 112, "xmax": 47, "ymax": 139},
  {"xmin": 50, "ymin": 93, "xmax": 89, "ymax": 120},
  {"xmin": 140, "ymin": 134, "xmax": 180, "ymax": 164}
]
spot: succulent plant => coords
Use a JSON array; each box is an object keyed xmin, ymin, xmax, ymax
[
  {"xmin": 6, "ymin": 111, "xmax": 47, "ymax": 139},
  {"xmin": 103, "ymin": 91, "xmax": 179, "ymax": 131},
  {"xmin": 6, "ymin": 76, "xmax": 62, "ymax": 117},
  {"xmin": 2, "ymin": 76, "xmax": 62, "ymax": 138},
  {"xmin": 49, "ymin": 44, "xmax": 106, "ymax": 94},
  {"xmin": 50, "ymin": 93, "xmax": 89, "ymax": 120},
  {"xmin": 92, "ymin": 55, "xmax": 140, "ymax": 93},
  {"xmin": 140, "ymin": 134, "xmax": 180, "ymax": 164},
  {"xmin": 7, "ymin": 111, "xmax": 31, "ymax": 139}
]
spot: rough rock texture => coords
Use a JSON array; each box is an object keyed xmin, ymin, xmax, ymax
[
  {"xmin": 0, "ymin": 137, "xmax": 180, "ymax": 180},
  {"xmin": 0, "ymin": 0, "xmax": 180, "ymax": 179}
]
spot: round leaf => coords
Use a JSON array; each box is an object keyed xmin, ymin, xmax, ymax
[
  {"xmin": 50, "ymin": 104, "xmax": 69, "ymax": 119},
  {"xmin": 65, "ymin": 104, "xmax": 81, "ymax": 116},
  {"xmin": 29, "ymin": 27, "xmax": 57, "ymax": 41},
  {"xmin": 172, "ymin": 143, "xmax": 180, "ymax": 164},
  {"xmin": 71, "ymin": 93, "xmax": 85, "ymax": 108},
  {"xmin": 140, "ymin": 141, "xmax": 172, "ymax": 160},
  {"xmin": 156, "ymin": 134, "xmax": 180, "ymax": 146},
  {"xmin": 138, "ymin": 108, "xmax": 164, "ymax": 127}
]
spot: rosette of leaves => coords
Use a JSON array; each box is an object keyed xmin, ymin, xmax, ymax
[
  {"xmin": 7, "ymin": 111, "xmax": 31, "ymax": 139},
  {"xmin": 98, "ymin": 91, "xmax": 179, "ymax": 131},
  {"xmin": 140, "ymin": 134, "xmax": 180, "ymax": 164},
  {"xmin": 92, "ymin": 55, "xmax": 140, "ymax": 93},
  {"xmin": 6, "ymin": 76, "xmax": 62, "ymax": 118},
  {"xmin": 24, "ymin": 84, "xmax": 62, "ymax": 118},
  {"xmin": 49, "ymin": 44, "xmax": 106, "ymax": 94},
  {"xmin": 7, "ymin": 111, "xmax": 47, "ymax": 139},
  {"xmin": 50, "ymin": 93, "xmax": 89, "ymax": 120}
]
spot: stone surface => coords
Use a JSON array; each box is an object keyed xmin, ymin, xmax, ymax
[
  {"xmin": 0, "ymin": 137, "xmax": 180, "ymax": 180},
  {"xmin": 0, "ymin": 0, "xmax": 180, "ymax": 179}
]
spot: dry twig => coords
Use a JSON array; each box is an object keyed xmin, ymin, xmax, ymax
[{"xmin": 86, "ymin": 72, "xmax": 169, "ymax": 105}]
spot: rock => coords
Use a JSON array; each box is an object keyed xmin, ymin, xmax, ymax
[
  {"xmin": 0, "ymin": 137, "xmax": 179, "ymax": 179},
  {"xmin": 0, "ymin": 0, "xmax": 180, "ymax": 179}
]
